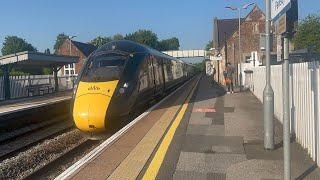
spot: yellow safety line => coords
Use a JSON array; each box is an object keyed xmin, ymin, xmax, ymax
[{"xmin": 142, "ymin": 76, "xmax": 200, "ymax": 180}]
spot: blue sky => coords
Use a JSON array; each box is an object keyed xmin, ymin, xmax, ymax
[{"xmin": 0, "ymin": 0, "xmax": 318, "ymax": 56}]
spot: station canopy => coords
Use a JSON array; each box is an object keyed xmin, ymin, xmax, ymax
[{"xmin": 0, "ymin": 51, "xmax": 79, "ymax": 68}]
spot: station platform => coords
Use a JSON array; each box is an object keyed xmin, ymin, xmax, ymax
[
  {"xmin": 58, "ymin": 75, "xmax": 320, "ymax": 180},
  {"xmin": 0, "ymin": 91, "xmax": 72, "ymax": 116}
]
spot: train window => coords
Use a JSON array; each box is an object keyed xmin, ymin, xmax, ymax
[{"xmin": 81, "ymin": 52, "xmax": 128, "ymax": 82}]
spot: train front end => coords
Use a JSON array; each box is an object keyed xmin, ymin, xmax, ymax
[{"xmin": 72, "ymin": 49, "xmax": 128, "ymax": 133}]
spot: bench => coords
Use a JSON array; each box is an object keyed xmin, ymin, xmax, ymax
[{"xmin": 25, "ymin": 84, "xmax": 54, "ymax": 96}]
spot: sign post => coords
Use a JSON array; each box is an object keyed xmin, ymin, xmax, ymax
[{"xmin": 271, "ymin": 0, "xmax": 298, "ymax": 179}]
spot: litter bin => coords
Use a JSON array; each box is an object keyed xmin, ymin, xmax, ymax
[{"xmin": 244, "ymin": 70, "xmax": 253, "ymax": 91}]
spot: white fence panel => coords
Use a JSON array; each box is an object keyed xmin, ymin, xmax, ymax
[
  {"xmin": 247, "ymin": 62, "xmax": 320, "ymax": 165},
  {"xmin": 0, "ymin": 75, "xmax": 77, "ymax": 101}
]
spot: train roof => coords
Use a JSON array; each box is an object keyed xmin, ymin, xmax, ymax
[{"xmin": 97, "ymin": 40, "xmax": 183, "ymax": 62}]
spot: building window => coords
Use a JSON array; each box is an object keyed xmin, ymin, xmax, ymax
[
  {"xmin": 253, "ymin": 23, "xmax": 259, "ymax": 33},
  {"xmin": 71, "ymin": 70, "xmax": 74, "ymax": 75},
  {"xmin": 65, "ymin": 70, "xmax": 69, "ymax": 75},
  {"xmin": 70, "ymin": 63, "xmax": 74, "ymax": 68},
  {"xmin": 65, "ymin": 64, "xmax": 69, "ymax": 68}
]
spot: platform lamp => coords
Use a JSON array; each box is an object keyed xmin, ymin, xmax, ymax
[
  {"xmin": 225, "ymin": 3, "xmax": 254, "ymax": 90},
  {"xmin": 68, "ymin": 35, "xmax": 77, "ymax": 84}
]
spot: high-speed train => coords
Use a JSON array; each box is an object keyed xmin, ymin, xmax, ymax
[{"xmin": 71, "ymin": 40, "xmax": 198, "ymax": 133}]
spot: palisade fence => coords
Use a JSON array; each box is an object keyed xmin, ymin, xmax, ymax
[
  {"xmin": 0, "ymin": 75, "xmax": 77, "ymax": 100},
  {"xmin": 246, "ymin": 61, "xmax": 320, "ymax": 165}
]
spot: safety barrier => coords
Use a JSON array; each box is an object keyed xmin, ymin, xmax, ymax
[
  {"xmin": 0, "ymin": 75, "xmax": 77, "ymax": 100},
  {"xmin": 246, "ymin": 61, "xmax": 320, "ymax": 165}
]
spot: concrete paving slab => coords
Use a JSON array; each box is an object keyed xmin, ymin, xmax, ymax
[
  {"xmin": 207, "ymin": 173, "xmax": 226, "ymax": 180},
  {"xmin": 186, "ymin": 124, "xmax": 225, "ymax": 136},
  {"xmin": 173, "ymin": 171, "xmax": 207, "ymax": 180},
  {"xmin": 176, "ymin": 152, "xmax": 206, "ymax": 173},
  {"xmin": 189, "ymin": 116, "xmax": 212, "ymax": 125},
  {"xmin": 205, "ymin": 153, "xmax": 247, "ymax": 174}
]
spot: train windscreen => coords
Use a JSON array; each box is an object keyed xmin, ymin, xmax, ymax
[{"xmin": 81, "ymin": 52, "xmax": 128, "ymax": 82}]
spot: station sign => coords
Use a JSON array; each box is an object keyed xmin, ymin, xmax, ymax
[
  {"xmin": 271, "ymin": 0, "xmax": 291, "ymax": 22},
  {"xmin": 275, "ymin": 14, "xmax": 287, "ymax": 34},
  {"xmin": 272, "ymin": 0, "xmax": 298, "ymax": 35},
  {"xmin": 210, "ymin": 56, "xmax": 222, "ymax": 61}
]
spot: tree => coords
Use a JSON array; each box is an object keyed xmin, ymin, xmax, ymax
[
  {"xmin": 54, "ymin": 33, "xmax": 68, "ymax": 53},
  {"xmin": 89, "ymin": 36, "xmax": 112, "ymax": 47},
  {"xmin": 293, "ymin": 14, "xmax": 320, "ymax": 52},
  {"xmin": 125, "ymin": 29, "xmax": 159, "ymax": 49},
  {"xmin": 113, "ymin": 34, "xmax": 124, "ymax": 40},
  {"xmin": 205, "ymin": 40, "xmax": 213, "ymax": 51},
  {"xmin": 159, "ymin": 37, "xmax": 180, "ymax": 51},
  {"xmin": 1, "ymin": 36, "xmax": 37, "ymax": 56},
  {"xmin": 44, "ymin": 48, "xmax": 51, "ymax": 54}
]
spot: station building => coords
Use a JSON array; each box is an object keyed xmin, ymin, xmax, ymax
[
  {"xmin": 57, "ymin": 39, "xmax": 97, "ymax": 76},
  {"xmin": 212, "ymin": 5, "xmax": 277, "ymax": 84}
]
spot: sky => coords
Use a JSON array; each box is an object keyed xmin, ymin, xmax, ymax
[{"xmin": 0, "ymin": 0, "xmax": 318, "ymax": 59}]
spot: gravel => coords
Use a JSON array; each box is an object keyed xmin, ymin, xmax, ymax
[{"xmin": 0, "ymin": 129, "xmax": 85, "ymax": 180}]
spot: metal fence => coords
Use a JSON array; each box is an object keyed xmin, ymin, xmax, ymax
[
  {"xmin": 246, "ymin": 61, "xmax": 320, "ymax": 165},
  {"xmin": 0, "ymin": 75, "xmax": 77, "ymax": 100}
]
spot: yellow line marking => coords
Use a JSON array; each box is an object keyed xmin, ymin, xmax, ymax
[
  {"xmin": 107, "ymin": 77, "xmax": 198, "ymax": 180},
  {"xmin": 142, "ymin": 76, "xmax": 200, "ymax": 180}
]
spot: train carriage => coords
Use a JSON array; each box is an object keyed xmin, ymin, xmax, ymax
[{"xmin": 71, "ymin": 40, "xmax": 197, "ymax": 133}]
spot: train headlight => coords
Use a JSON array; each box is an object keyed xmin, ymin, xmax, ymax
[
  {"xmin": 119, "ymin": 87, "xmax": 125, "ymax": 94},
  {"xmin": 123, "ymin": 83, "xmax": 129, "ymax": 88}
]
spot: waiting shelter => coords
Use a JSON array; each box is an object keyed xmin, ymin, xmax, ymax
[{"xmin": 0, "ymin": 51, "xmax": 79, "ymax": 100}]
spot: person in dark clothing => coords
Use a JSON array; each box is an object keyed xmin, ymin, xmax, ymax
[{"xmin": 225, "ymin": 62, "xmax": 234, "ymax": 93}]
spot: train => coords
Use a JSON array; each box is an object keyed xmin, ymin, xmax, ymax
[{"xmin": 71, "ymin": 40, "xmax": 198, "ymax": 133}]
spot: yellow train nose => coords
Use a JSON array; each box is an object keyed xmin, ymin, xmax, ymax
[
  {"xmin": 73, "ymin": 94, "xmax": 111, "ymax": 132},
  {"xmin": 72, "ymin": 81, "xmax": 119, "ymax": 132}
]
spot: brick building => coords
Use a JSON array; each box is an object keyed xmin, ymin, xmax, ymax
[
  {"xmin": 57, "ymin": 39, "xmax": 97, "ymax": 76},
  {"xmin": 212, "ymin": 5, "xmax": 276, "ymax": 84}
]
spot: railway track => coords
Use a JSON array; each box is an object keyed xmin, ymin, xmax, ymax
[
  {"xmin": 0, "ymin": 116, "xmax": 73, "ymax": 160},
  {"xmin": 23, "ymin": 139, "xmax": 102, "ymax": 180}
]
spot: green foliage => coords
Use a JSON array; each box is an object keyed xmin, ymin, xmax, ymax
[
  {"xmin": 113, "ymin": 34, "xmax": 124, "ymax": 40},
  {"xmin": 43, "ymin": 68, "xmax": 53, "ymax": 75},
  {"xmin": 125, "ymin": 29, "xmax": 159, "ymax": 49},
  {"xmin": 205, "ymin": 40, "xmax": 213, "ymax": 51},
  {"xmin": 89, "ymin": 36, "xmax": 113, "ymax": 47},
  {"xmin": 293, "ymin": 14, "xmax": 320, "ymax": 52},
  {"xmin": 193, "ymin": 61, "xmax": 205, "ymax": 71},
  {"xmin": 90, "ymin": 30, "xmax": 179, "ymax": 51},
  {"xmin": 158, "ymin": 37, "xmax": 180, "ymax": 51},
  {"xmin": 1, "ymin": 36, "xmax": 37, "ymax": 56},
  {"xmin": 44, "ymin": 48, "xmax": 51, "ymax": 54},
  {"xmin": 9, "ymin": 69, "xmax": 30, "ymax": 76},
  {"xmin": 54, "ymin": 33, "xmax": 68, "ymax": 53}
]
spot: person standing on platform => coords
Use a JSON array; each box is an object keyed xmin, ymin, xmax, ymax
[
  {"xmin": 210, "ymin": 65, "xmax": 216, "ymax": 84},
  {"xmin": 208, "ymin": 64, "xmax": 216, "ymax": 84},
  {"xmin": 225, "ymin": 62, "xmax": 234, "ymax": 93}
]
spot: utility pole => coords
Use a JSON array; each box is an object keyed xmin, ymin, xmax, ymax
[{"xmin": 263, "ymin": 0, "xmax": 275, "ymax": 150}]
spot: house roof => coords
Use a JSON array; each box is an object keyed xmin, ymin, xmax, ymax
[
  {"xmin": 216, "ymin": 18, "xmax": 244, "ymax": 48},
  {"xmin": 71, "ymin": 40, "xmax": 97, "ymax": 57}
]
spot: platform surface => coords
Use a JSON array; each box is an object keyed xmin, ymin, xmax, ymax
[
  {"xmin": 0, "ymin": 91, "xmax": 72, "ymax": 116},
  {"xmin": 64, "ymin": 75, "xmax": 320, "ymax": 180}
]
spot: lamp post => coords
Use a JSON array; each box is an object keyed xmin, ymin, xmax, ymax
[
  {"xmin": 225, "ymin": 3, "xmax": 254, "ymax": 90},
  {"xmin": 68, "ymin": 35, "xmax": 77, "ymax": 55},
  {"xmin": 68, "ymin": 35, "xmax": 77, "ymax": 84}
]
